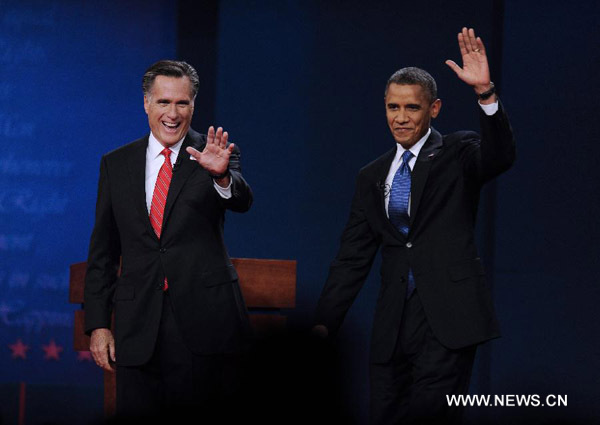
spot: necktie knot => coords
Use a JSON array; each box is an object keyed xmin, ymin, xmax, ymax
[
  {"xmin": 161, "ymin": 148, "xmax": 172, "ymax": 161},
  {"xmin": 401, "ymin": 150, "xmax": 413, "ymax": 168}
]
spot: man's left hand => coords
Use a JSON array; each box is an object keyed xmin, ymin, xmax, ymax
[
  {"xmin": 445, "ymin": 27, "xmax": 494, "ymax": 98},
  {"xmin": 186, "ymin": 125, "xmax": 234, "ymax": 187}
]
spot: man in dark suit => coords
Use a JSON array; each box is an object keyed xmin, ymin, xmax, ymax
[
  {"xmin": 314, "ymin": 28, "xmax": 515, "ymax": 424},
  {"xmin": 84, "ymin": 60, "xmax": 252, "ymax": 419}
]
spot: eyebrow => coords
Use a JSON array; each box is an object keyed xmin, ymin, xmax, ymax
[
  {"xmin": 386, "ymin": 103, "xmax": 421, "ymax": 109},
  {"xmin": 156, "ymin": 98, "xmax": 191, "ymax": 105}
]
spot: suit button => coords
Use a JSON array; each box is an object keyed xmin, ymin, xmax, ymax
[
  {"xmin": 406, "ymin": 242, "xmax": 413, "ymax": 248},
  {"xmin": 160, "ymin": 248, "xmax": 166, "ymax": 253}
]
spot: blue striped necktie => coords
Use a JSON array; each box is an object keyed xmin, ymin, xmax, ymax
[{"xmin": 389, "ymin": 150, "xmax": 416, "ymax": 297}]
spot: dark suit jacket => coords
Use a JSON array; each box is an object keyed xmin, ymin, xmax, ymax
[
  {"xmin": 315, "ymin": 102, "xmax": 515, "ymax": 364},
  {"xmin": 84, "ymin": 128, "xmax": 253, "ymax": 366}
]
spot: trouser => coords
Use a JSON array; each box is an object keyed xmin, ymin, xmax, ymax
[
  {"xmin": 115, "ymin": 292, "xmax": 241, "ymax": 422},
  {"xmin": 370, "ymin": 291, "xmax": 477, "ymax": 425}
]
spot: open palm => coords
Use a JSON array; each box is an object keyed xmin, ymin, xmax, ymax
[
  {"xmin": 186, "ymin": 126, "xmax": 234, "ymax": 176},
  {"xmin": 445, "ymin": 27, "xmax": 491, "ymax": 91}
]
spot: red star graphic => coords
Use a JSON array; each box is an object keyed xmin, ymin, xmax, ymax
[
  {"xmin": 77, "ymin": 351, "xmax": 93, "ymax": 362},
  {"xmin": 42, "ymin": 339, "xmax": 63, "ymax": 361},
  {"xmin": 8, "ymin": 339, "xmax": 29, "ymax": 359}
]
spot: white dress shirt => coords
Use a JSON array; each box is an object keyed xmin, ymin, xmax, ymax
[
  {"xmin": 384, "ymin": 101, "xmax": 498, "ymax": 217},
  {"xmin": 145, "ymin": 132, "xmax": 231, "ymax": 214}
]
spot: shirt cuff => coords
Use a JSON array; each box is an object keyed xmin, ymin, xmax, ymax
[
  {"xmin": 213, "ymin": 179, "xmax": 232, "ymax": 199},
  {"xmin": 479, "ymin": 100, "xmax": 499, "ymax": 116}
]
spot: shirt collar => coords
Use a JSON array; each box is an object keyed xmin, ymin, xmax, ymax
[
  {"xmin": 394, "ymin": 128, "xmax": 431, "ymax": 163},
  {"xmin": 148, "ymin": 132, "xmax": 185, "ymax": 159}
]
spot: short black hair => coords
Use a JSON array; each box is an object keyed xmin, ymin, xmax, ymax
[
  {"xmin": 384, "ymin": 67, "xmax": 437, "ymax": 103},
  {"xmin": 142, "ymin": 60, "xmax": 199, "ymax": 98}
]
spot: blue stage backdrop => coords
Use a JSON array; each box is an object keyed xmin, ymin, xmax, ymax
[
  {"xmin": 214, "ymin": 0, "xmax": 499, "ymax": 422},
  {"xmin": 487, "ymin": 1, "xmax": 600, "ymax": 423},
  {"xmin": 215, "ymin": 1, "xmax": 599, "ymax": 423},
  {"xmin": 0, "ymin": 1, "xmax": 175, "ymax": 423}
]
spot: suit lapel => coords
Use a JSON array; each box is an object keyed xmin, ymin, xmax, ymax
[
  {"xmin": 162, "ymin": 132, "xmax": 202, "ymax": 228},
  {"xmin": 126, "ymin": 136, "xmax": 158, "ymax": 240},
  {"xmin": 375, "ymin": 147, "xmax": 396, "ymax": 214},
  {"xmin": 409, "ymin": 128, "xmax": 443, "ymax": 226}
]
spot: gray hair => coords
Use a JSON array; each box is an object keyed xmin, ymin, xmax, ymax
[
  {"xmin": 142, "ymin": 60, "xmax": 199, "ymax": 98},
  {"xmin": 384, "ymin": 67, "xmax": 437, "ymax": 104}
]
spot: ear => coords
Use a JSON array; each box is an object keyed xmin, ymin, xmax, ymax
[
  {"xmin": 430, "ymin": 98, "xmax": 442, "ymax": 119},
  {"xmin": 143, "ymin": 95, "xmax": 150, "ymax": 114}
]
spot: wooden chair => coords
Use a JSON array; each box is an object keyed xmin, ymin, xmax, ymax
[{"xmin": 69, "ymin": 258, "xmax": 296, "ymax": 417}]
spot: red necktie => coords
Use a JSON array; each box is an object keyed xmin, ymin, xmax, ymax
[{"xmin": 149, "ymin": 148, "xmax": 172, "ymax": 290}]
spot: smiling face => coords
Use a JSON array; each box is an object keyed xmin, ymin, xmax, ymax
[
  {"xmin": 385, "ymin": 83, "xmax": 441, "ymax": 149},
  {"xmin": 143, "ymin": 75, "xmax": 195, "ymax": 147}
]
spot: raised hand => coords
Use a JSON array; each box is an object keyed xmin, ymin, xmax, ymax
[
  {"xmin": 445, "ymin": 27, "xmax": 492, "ymax": 95},
  {"xmin": 186, "ymin": 126, "xmax": 235, "ymax": 186}
]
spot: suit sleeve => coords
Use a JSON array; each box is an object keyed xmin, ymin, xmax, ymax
[
  {"xmin": 219, "ymin": 144, "xmax": 253, "ymax": 213},
  {"xmin": 460, "ymin": 100, "xmax": 516, "ymax": 184},
  {"xmin": 84, "ymin": 155, "xmax": 121, "ymax": 335},
  {"xmin": 315, "ymin": 173, "xmax": 380, "ymax": 335}
]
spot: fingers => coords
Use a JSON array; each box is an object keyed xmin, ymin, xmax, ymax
[
  {"xmin": 186, "ymin": 146, "xmax": 201, "ymax": 161},
  {"xmin": 109, "ymin": 339, "xmax": 116, "ymax": 363},
  {"xmin": 445, "ymin": 59, "xmax": 462, "ymax": 76},
  {"xmin": 206, "ymin": 126, "xmax": 230, "ymax": 149},
  {"xmin": 475, "ymin": 36, "xmax": 487, "ymax": 56},
  {"xmin": 214, "ymin": 127, "xmax": 223, "ymax": 146},
  {"xmin": 458, "ymin": 31, "xmax": 468, "ymax": 56},
  {"xmin": 104, "ymin": 354, "xmax": 115, "ymax": 371},
  {"xmin": 311, "ymin": 324, "xmax": 329, "ymax": 339},
  {"xmin": 96, "ymin": 350, "xmax": 115, "ymax": 372},
  {"xmin": 221, "ymin": 131, "xmax": 228, "ymax": 149},
  {"xmin": 91, "ymin": 344, "xmax": 109, "ymax": 369},
  {"xmin": 459, "ymin": 27, "xmax": 483, "ymax": 54},
  {"xmin": 213, "ymin": 127, "xmax": 228, "ymax": 149},
  {"xmin": 462, "ymin": 27, "xmax": 473, "ymax": 52},
  {"xmin": 186, "ymin": 141, "xmax": 232, "ymax": 163},
  {"xmin": 90, "ymin": 329, "xmax": 115, "ymax": 372},
  {"xmin": 467, "ymin": 28, "xmax": 478, "ymax": 51},
  {"xmin": 206, "ymin": 125, "xmax": 215, "ymax": 144}
]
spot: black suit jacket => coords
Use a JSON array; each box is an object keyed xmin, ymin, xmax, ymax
[
  {"xmin": 84, "ymin": 128, "xmax": 253, "ymax": 366},
  {"xmin": 316, "ymin": 102, "xmax": 515, "ymax": 364}
]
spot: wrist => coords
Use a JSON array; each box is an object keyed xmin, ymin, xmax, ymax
[
  {"xmin": 210, "ymin": 169, "xmax": 230, "ymax": 180},
  {"xmin": 474, "ymin": 81, "xmax": 495, "ymax": 99},
  {"xmin": 478, "ymin": 94, "xmax": 497, "ymax": 105},
  {"xmin": 213, "ymin": 171, "xmax": 231, "ymax": 188}
]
